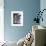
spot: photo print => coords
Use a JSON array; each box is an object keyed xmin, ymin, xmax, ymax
[{"xmin": 11, "ymin": 11, "xmax": 23, "ymax": 26}]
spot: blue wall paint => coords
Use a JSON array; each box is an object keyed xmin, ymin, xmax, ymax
[
  {"xmin": 4, "ymin": 0, "xmax": 40, "ymax": 42},
  {"xmin": 40, "ymin": 0, "xmax": 46, "ymax": 27}
]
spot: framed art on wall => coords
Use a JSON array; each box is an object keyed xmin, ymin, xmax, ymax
[{"xmin": 11, "ymin": 11, "xmax": 23, "ymax": 26}]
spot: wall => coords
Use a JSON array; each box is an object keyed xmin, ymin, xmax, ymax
[
  {"xmin": 4, "ymin": 0, "xmax": 40, "ymax": 42},
  {"xmin": 40, "ymin": 0, "xmax": 46, "ymax": 27}
]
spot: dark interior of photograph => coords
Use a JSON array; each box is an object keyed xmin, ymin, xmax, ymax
[{"xmin": 13, "ymin": 13, "xmax": 21, "ymax": 24}]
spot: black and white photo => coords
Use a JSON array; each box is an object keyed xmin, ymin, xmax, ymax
[{"xmin": 11, "ymin": 11, "xmax": 23, "ymax": 26}]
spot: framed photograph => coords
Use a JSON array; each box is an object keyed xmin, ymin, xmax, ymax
[{"xmin": 11, "ymin": 11, "xmax": 23, "ymax": 26}]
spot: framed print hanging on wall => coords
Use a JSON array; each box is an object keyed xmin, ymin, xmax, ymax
[{"xmin": 11, "ymin": 11, "xmax": 23, "ymax": 26}]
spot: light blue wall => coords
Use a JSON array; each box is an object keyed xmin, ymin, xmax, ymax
[
  {"xmin": 40, "ymin": 0, "xmax": 46, "ymax": 27},
  {"xmin": 4, "ymin": 0, "xmax": 40, "ymax": 42}
]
